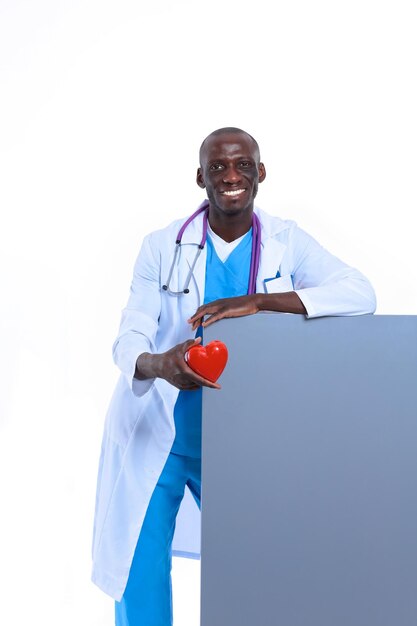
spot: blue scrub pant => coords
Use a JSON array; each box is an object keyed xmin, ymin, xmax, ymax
[{"xmin": 115, "ymin": 452, "xmax": 201, "ymax": 626}]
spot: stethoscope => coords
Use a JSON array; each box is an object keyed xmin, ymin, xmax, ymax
[{"xmin": 162, "ymin": 200, "xmax": 262, "ymax": 296}]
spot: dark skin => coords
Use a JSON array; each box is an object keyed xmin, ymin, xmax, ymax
[{"xmin": 135, "ymin": 129, "xmax": 306, "ymax": 390}]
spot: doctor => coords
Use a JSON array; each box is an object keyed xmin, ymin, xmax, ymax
[{"xmin": 91, "ymin": 127, "xmax": 376, "ymax": 625}]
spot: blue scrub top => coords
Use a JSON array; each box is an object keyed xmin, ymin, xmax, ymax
[{"xmin": 171, "ymin": 229, "xmax": 252, "ymax": 458}]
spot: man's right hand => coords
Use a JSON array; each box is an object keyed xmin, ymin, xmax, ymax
[{"xmin": 134, "ymin": 337, "xmax": 221, "ymax": 390}]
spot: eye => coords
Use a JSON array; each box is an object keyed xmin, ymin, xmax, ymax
[
  {"xmin": 209, "ymin": 163, "xmax": 224, "ymax": 171},
  {"xmin": 239, "ymin": 160, "xmax": 253, "ymax": 168}
]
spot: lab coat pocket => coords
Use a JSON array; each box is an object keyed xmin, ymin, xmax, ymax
[{"xmin": 264, "ymin": 274, "xmax": 294, "ymax": 294}]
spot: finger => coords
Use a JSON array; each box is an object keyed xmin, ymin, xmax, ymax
[
  {"xmin": 201, "ymin": 311, "xmax": 226, "ymax": 327},
  {"xmin": 178, "ymin": 380, "xmax": 220, "ymax": 391},
  {"xmin": 188, "ymin": 314, "xmax": 204, "ymax": 326},
  {"xmin": 190, "ymin": 306, "xmax": 223, "ymax": 329},
  {"xmin": 182, "ymin": 336, "xmax": 202, "ymax": 352},
  {"xmin": 173, "ymin": 372, "xmax": 202, "ymax": 390},
  {"xmin": 187, "ymin": 370, "xmax": 221, "ymax": 390},
  {"xmin": 187, "ymin": 310, "xmax": 204, "ymax": 323},
  {"xmin": 181, "ymin": 361, "xmax": 222, "ymax": 388},
  {"xmin": 199, "ymin": 380, "xmax": 221, "ymax": 390},
  {"xmin": 191, "ymin": 318, "xmax": 203, "ymax": 331},
  {"xmin": 188, "ymin": 304, "xmax": 216, "ymax": 323},
  {"xmin": 189, "ymin": 335, "xmax": 202, "ymax": 345}
]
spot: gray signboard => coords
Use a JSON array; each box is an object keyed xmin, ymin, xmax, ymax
[{"xmin": 201, "ymin": 314, "xmax": 417, "ymax": 626}]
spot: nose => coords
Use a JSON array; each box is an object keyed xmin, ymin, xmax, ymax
[{"xmin": 223, "ymin": 165, "xmax": 241, "ymax": 185}]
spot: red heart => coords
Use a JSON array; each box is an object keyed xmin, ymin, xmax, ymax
[{"xmin": 185, "ymin": 340, "xmax": 228, "ymax": 383}]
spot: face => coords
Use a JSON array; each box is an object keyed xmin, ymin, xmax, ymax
[{"xmin": 196, "ymin": 132, "xmax": 266, "ymax": 218}]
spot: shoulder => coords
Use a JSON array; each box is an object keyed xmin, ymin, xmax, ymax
[
  {"xmin": 150, "ymin": 215, "xmax": 189, "ymax": 238},
  {"xmin": 139, "ymin": 214, "xmax": 190, "ymax": 248},
  {"xmin": 255, "ymin": 206, "xmax": 299, "ymax": 241},
  {"xmin": 130, "ymin": 215, "xmax": 190, "ymax": 271}
]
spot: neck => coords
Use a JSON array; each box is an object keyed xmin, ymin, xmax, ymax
[{"xmin": 207, "ymin": 208, "xmax": 254, "ymax": 243}]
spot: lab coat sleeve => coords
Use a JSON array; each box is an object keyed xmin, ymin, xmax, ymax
[
  {"xmin": 112, "ymin": 233, "xmax": 162, "ymax": 396},
  {"xmin": 290, "ymin": 226, "xmax": 377, "ymax": 317}
]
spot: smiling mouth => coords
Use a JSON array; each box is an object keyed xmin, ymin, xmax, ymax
[{"xmin": 221, "ymin": 188, "xmax": 246, "ymax": 197}]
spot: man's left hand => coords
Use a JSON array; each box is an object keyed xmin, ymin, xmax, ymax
[{"xmin": 188, "ymin": 295, "xmax": 260, "ymax": 331}]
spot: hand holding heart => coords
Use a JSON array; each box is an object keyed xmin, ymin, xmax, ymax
[
  {"xmin": 150, "ymin": 337, "xmax": 222, "ymax": 390},
  {"xmin": 185, "ymin": 340, "xmax": 228, "ymax": 383},
  {"xmin": 136, "ymin": 296, "xmax": 242, "ymax": 389}
]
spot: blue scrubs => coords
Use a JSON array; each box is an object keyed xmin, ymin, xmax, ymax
[{"xmin": 115, "ymin": 230, "xmax": 252, "ymax": 625}]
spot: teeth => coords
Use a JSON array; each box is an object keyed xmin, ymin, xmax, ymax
[{"xmin": 223, "ymin": 189, "xmax": 245, "ymax": 196}]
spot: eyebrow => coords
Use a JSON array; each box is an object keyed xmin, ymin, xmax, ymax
[{"xmin": 207, "ymin": 156, "xmax": 256, "ymax": 165}]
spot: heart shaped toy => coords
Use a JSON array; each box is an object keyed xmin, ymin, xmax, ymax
[{"xmin": 185, "ymin": 340, "xmax": 228, "ymax": 383}]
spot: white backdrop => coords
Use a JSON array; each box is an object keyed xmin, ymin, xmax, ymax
[{"xmin": 0, "ymin": 1, "xmax": 416, "ymax": 625}]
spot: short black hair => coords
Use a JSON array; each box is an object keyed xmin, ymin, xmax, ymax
[{"xmin": 199, "ymin": 127, "xmax": 260, "ymax": 165}]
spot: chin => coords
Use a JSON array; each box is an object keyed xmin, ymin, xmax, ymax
[{"xmin": 218, "ymin": 196, "xmax": 251, "ymax": 211}]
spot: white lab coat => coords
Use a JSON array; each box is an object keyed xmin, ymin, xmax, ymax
[{"xmin": 91, "ymin": 206, "xmax": 376, "ymax": 600}]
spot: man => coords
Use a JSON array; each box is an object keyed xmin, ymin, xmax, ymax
[{"xmin": 92, "ymin": 127, "xmax": 376, "ymax": 625}]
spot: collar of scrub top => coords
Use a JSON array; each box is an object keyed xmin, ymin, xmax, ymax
[{"xmin": 162, "ymin": 199, "xmax": 262, "ymax": 296}]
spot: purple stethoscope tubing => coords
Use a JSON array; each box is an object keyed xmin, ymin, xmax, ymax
[{"xmin": 162, "ymin": 199, "xmax": 261, "ymax": 295}]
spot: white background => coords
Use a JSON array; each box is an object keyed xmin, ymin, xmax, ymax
[{"xmin": 0, "ymin": 1, "xmax": 416, "ymax": 625}]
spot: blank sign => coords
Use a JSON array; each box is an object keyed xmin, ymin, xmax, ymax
[{"xmin": 201, "ymin": 314, "xmax": 417, "ymax": 626}]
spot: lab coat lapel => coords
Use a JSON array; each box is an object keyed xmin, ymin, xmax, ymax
[
  {"xmin": 255, "ymin": 207, "xmax": 288, "ymax": 293},
  {"xmin": 256, "ymin": 239, "xmax": 287, "ymax": 293}
]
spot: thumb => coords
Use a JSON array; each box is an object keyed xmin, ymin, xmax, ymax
[
  {"xmin": 184, "ymin": 335, "xmax": 202, "ymax": 350},
  {"xmin": 183, "ymin": 336, "xmax": 202, "ymax": 358}
]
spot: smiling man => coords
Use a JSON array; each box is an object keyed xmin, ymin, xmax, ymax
[
  {"xmin": 91, "ymin": 127, "xmax": 376, "ymax": 626},
  {"xmin": 198, "ymin": 128, "xmax": 265, "ymax": 231}
]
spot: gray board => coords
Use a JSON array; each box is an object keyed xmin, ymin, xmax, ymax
[{"xmin": 201, "ymin": 314, "xmax": 417, "ymax": 626}]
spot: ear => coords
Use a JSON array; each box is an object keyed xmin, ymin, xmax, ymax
[
  {"xmin": 196, "ymin": 167, "xmax": 206, "ymax": 189},
  {"xmin": 258, "ymin": 162, "xmax": 266, "ymax": 183}
]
